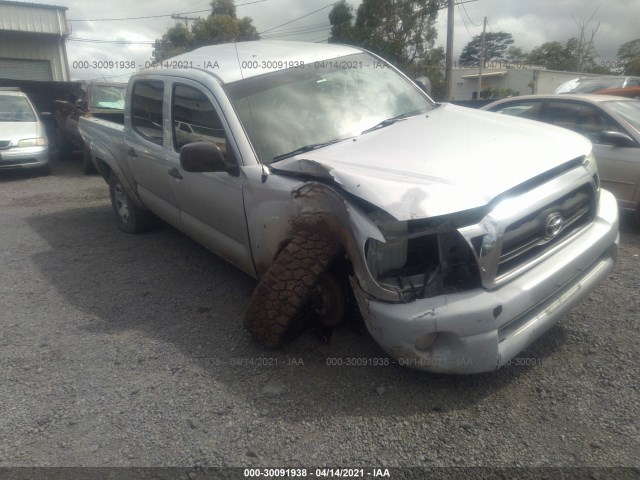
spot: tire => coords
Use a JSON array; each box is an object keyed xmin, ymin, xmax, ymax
[
  {"xmin": 108, "ymin": 174, "xmax": 155, "ymax": 234},
  {"xmin": 82, "ymin": 145, "xmax": 98, "ymax": 175},
  {"xmin": 244, "ymin": 231, "xmax": 344, "ymax": 349}
]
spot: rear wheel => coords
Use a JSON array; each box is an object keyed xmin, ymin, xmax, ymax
[
  {"xmin": 244, "ymin": 231, "xmax": 344, "ymax": 349},
  {"xmin": 108, "ymin": 174, "xmax": 155, "ymax": 233}
]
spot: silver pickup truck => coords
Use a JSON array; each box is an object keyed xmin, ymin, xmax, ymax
[{"xmin": 79, "ymin": 40, "xmax": 619, "ymax": 374}]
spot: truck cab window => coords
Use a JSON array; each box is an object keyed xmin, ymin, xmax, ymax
[
  {"xmin": 172, "ymin": 85, "xmax": 230, "ymax": 160},
  {"xmin": 131, "ymin": 80, "xmax": 164, "ymax": 145}
]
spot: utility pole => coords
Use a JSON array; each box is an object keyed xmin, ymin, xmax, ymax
[
  {"xmin": 477, "ymin": 16, "xmax": 487, "ymax": 99},
  {"xmin": 444, "ymin": 0, "xmax": 454, "ymax": 100},
  {"xmin": 171, "ymin": 14, "xmax": 197, "ymax": 30}
]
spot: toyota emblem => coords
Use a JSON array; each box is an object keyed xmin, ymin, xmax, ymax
[{"xmin": 545, "ymin": 212, "xmax": 564, "ymax": 239}]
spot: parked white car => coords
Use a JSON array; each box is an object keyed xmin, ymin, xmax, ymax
[{"xmin": 0, "ymin": 88, "xmax": 50, "ymax": 173}]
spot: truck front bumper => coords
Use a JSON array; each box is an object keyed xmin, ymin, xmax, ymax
[{"xmin": 353, "ymin": 189, "xmax": 619, "ymax": 374}]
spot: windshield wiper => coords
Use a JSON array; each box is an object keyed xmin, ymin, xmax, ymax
[
  {"xmin": 271, "ymin": 138, "xmax": 347, "ymax": 162},
  {"xmin": 361, "ymin": 109, "xmax": 429, "ymax": 135}
]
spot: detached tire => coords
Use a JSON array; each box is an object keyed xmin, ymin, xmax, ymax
[
  {"xmin": 108, "ymin": 174, "xmax": 155, "ymax": 234},
  {"xmin": 244, "ymin": 231, "xmax": 343, "ymax": 349}
]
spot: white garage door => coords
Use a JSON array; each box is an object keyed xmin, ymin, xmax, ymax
[{"xmin": 0, "ymin": 58, "xmax": 53, "ymax": 81}]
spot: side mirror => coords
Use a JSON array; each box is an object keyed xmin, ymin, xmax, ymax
[
  {"xmin": 39, "ymin": 112, "xmax": 53, "ymax": 121},
  {"xmin": 75, "ymin": 99, "xmax": 87, "ymax": 110},
  {"xmin": 414, "ymin": 76, "xmax": 432, "ymax": 95},
  {"xmin": 599, "ymin": 131, "xmax": 636, "ymax": 147},
  {"xmin": 180, "ymin": 141, "xmax": 237, "ymax": 175}
]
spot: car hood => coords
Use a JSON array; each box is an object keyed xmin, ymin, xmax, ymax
[
  {"xmin": 0, "ymin": 121, "xmax": 41, "ymax": 143},
  {"xmin": 272, "ymin": 103, "xmax": 592, "ymax": 221}
]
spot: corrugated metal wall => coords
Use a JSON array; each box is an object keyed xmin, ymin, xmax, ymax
[
  {"xmin": 0, "ymin": 32, "xmax": 68, "ymax": 80},
  {"xmin": 0, "ymin": 2, "xmax": 69, "ymax": 35},
  {"xmin": 0, "ymin": 2, "xmax": 70, "ymax": 81}
]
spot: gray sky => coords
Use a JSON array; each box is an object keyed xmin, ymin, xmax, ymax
[{"xmin": 61, "ymin": 0, "xmax": 640, "ymax": 81}]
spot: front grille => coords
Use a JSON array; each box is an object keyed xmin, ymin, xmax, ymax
[
  {"xmin": 458, "ymin": 163, "xmax": 599, "ymax": 290},
  {"xmin": 496, "ymin": 185, "xmax": 595, "ymax": 278},
  {"xmin": 0, "ymin": 140, "xmax": 11, "ymax": 149}
]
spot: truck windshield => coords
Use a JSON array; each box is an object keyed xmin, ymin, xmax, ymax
[
  {"xmin": 0, "ymin": 96, "xmax": 36, "ymax": 122},
  {"xmin": 224, "ymin": 53, "xmax": 433, "ymax": 164},
  {"xmin": 90, "ymin": 85, "xmax": 126, "ymax": 110}
]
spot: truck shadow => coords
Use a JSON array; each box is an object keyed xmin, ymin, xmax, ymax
[{"xmin": 27, "ymin": 205, "xmax": 571, "ymax": 420}]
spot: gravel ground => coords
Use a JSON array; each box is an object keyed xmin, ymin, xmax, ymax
[{"xmin": 0, "ymin": 156, "xmax": 638, "ymax": 477}]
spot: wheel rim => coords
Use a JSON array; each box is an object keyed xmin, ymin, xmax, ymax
[
  {"xmin": 312, "ymin": 273, "xmax": 346, "ymax": 327},
  {"xmin": 114, "ymin": 184, "xmax": 130, "ymax": 223}
]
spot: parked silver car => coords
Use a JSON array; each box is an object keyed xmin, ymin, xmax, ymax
[
  {"xmin": 0, "ymin": 88, "xmax": 50, "ymax": 173},
  {"xmin": 482, "ymin": 94, "xmax": 640, "ymax": 216}
]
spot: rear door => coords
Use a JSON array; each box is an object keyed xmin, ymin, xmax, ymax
[{"xmin": 124, "ymin": 78, "xmax": 181, "ymax": 226}]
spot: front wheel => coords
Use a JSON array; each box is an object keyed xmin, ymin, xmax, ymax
[
  {"xmin": 244, "ymin": 231, "xmax": 344, "ymax": 349},
  {"xmin": 108, "ymin": 174, "xmax": 155, "ymax": 234}
]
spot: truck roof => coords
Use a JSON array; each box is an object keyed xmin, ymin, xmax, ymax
[{"xmin": 144, "ymin": 40, "xmax": 364, "ymax": 84}]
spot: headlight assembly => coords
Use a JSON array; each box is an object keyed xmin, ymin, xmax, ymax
[
  {"xmin": 366, "ymin": 213, "xmax": 480, "ymax": 299},
  {"xmin": 18, "ymin": 137, "xmax": 48, "ymax": 147}
]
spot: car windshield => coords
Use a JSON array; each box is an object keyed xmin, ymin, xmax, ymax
[
  {"xmin": 90, "ymin": 85, "xmax": 126, "ymax": 110},
  {"xmin": 0, "ymin": 95, "xmax": 36, "ymax": 122},
  {"xmin": 223, "ymin": 53, "xmax": 433, "ymax": 164},
  {"xmin": 604, "ymin": 100, "xmax": 640, "ymax": 133}
]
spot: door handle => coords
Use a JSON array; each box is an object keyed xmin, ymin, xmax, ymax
[
  {"xmin": 127, "ymin": 147, "xmax": 137, "ymax": 158},
  {"xmin": 168, "ymin": 167, "xmax": 183, "ymax": 180}
]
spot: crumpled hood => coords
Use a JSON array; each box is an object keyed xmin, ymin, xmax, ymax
[{"xmin": 272, "ymin": 103, "xmax": 592, "ymax": 221}]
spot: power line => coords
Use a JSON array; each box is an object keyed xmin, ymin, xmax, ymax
[
  {"xmin": 457, "ymin": 4, "xmax": 474, "ymax": 38},
  {"xmin": 259, "ymin": 1, "xmax": 339, "ymax": 35},
  {"xmin": 68, "ymin": 0, "xmax": 268, "ymax": 22},
  {"xmin": 461, "ymin": 2, "xmax": 481, "ymax": 26}
]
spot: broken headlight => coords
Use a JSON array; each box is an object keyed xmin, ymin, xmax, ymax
[{"xmin": 365, "ymin": 212, "xmax": 480, "ymax": 299}]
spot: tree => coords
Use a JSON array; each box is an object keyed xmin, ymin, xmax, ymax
[
  {"xmin": 527, "ymin": 39, "xmax": 578, "ymax": 71},
  {"xmin": 410, "ymin": 46, "xmax": 445, "ymax": 99},
  {"xmin": 151, "ymin": 0, "xmax": 259, "ymax": 63},
  {"xmin": 617, "ymin": 39, "xmax": 640, "ymax": 75},
  {"xmin": 572, "ymin": 8, "xmax": 600, "ymax": 73},
  {"xmin": 505, "ymin": 46, "xmax": 527, "ymax": 63},
  {"xmin": 459, "ymin": 32, "xmax": 514, "ymax": 66},
  {"xmin": 328, "ymin": 0, "xmax": 356, "ymax": 44},
  {"xmin": 328, "ymin": 0, "xmax": 441, "ymax": 71}
]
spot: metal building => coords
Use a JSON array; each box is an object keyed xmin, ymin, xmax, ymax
[{"xmin": 0, "ymin": 0, "xmax": 70, "ymax": 81}]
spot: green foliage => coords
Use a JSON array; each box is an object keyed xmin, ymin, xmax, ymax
[
  {"xmin": 505, "ymin": 46, "xmax": 527, "ymax": 63},
  {"xmin": 151, "ymin": 0, "xmax": 259, "ymax": 63},
  {"xmin": 480, "ymin": 87, "xmax": 513, "ymax": 100},
  {"xmin": 617, "ymin": 39, "xmax": 640, "ymax": 75},
  {"xmin": 527, "ymin": 37, "xmax": 598, "ymax": 72},
  {"xmin": 459, "ymin": 32, "xmax": 514, "ymax": 66},
  {"xmin": 328, "ymin": 0, "xmax": 356, "ymax": 45},
  {"xmin": 328, "ymin": 0, "xmax": 440, "ymax": 71},
  {"xmin": 409, "ymin": 47, "xmax": 445, "ymax": 100}
]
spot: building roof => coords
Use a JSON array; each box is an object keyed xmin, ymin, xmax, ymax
[
  {"xmin": 0, "ymin": 0, "xmax": 67, "ymax": 11},
  {"xmin": 461, "ymin": 71, "xmax": 508, "ymax": 80},
  {"xmin": 150, "ymin": 40, "xmax": 364, "ymax": 84},
  {"xmin": 0, "ymin": 0, "xmax": 69, "ymax": 36}
]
